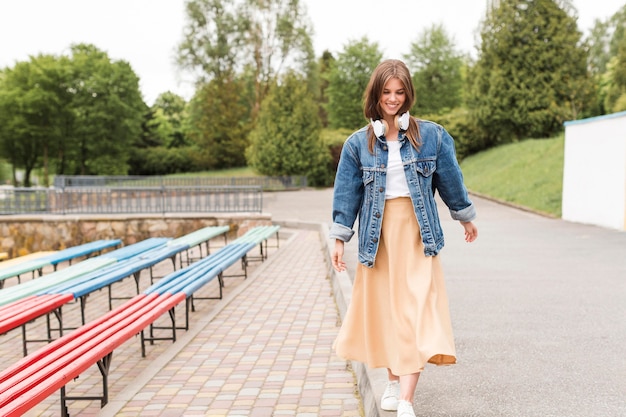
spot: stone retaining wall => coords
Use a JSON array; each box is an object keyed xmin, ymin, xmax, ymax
[{"xmin": 0, "ymin": 213, "xmax": 271, "ymax": 258}]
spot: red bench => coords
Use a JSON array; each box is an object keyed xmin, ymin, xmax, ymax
[{"xmin": 0, "ymin": 293, "xmax": 184, "ymax": 417}]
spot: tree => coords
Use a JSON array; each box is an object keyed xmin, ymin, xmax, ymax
[
  {"xmin": 587, "ymin": 19, "xmax": 612, "ymax": 77},
  {"xmin": 0, "ymin": 54, "xmax": 72, "ymax": 186},
  {"xmin": 177, "ymin": 0, "xmax": 314, "ymax": 112},
  {"xmin": 177, "ymin": 0, "xmax": 247, "ymax": 81},
  {"xmin": 1, "ymin": 45, "xmax": 148, "ymax": 181},
  {"xmin": 151, "ymin": 92, "xmax": 189, "ymax": 148},
  {"xmin": 246, "ymin": 71, "xmax": 326, "ymax": 182},
  {"xmin": 177, "ymin": 0, "xmax": 315, "ymax": 171},
  {"xmin": 186, "ymin": 76, "xmax": 252, "ymax": 169},
  {"xmin": 64, "ymin": 44, "xmax": 147, "ymax": 175},
  {"xmin": 128, "ymin": 92, "xmax": 193, "ymax": 175},
  {"xmin": 317, "ymin": 51, "xmax": 335, "ymax": 127},
  {"xmin": 242, "ymin": 0, "xmax": 315, "ymax": 113},
  {"xmin": 325, "ymin": 37, "xmax": 383, "ymax": 130},
  {"xmin": 602, "ymin": 30, "xmax": 626, "ymax": 112},
  {"xmin": 404, "ymin": 24, "xmax": 464, "ymax": 116},
  {"xmin": 469, "ymin": 0, "xmax": 593, "ymax": 142},
  {"xmin": 586, "ymin": 4, "xmax": 626, "ymax": 113}
]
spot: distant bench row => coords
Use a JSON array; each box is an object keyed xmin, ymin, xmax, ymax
[
  {"xmin": 0, "ymin": 225, "xmax": 232, "ymax": 355},
  {"xmin": 0, "ymin": 225, "xmax": 280, "ymax": 417},
  {"xmin": 0, "ymin": 239, "xmax": 123, "ymax": 289}
]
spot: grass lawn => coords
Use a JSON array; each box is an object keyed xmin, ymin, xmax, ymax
[
  {"xmin": 168, "ymin": 166, "xmax": 257, "ymax": 177},
  {"xmin": 460, "ymin": 135, "xmax": 564, "ymax": 217}
]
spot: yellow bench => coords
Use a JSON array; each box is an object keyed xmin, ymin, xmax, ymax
[{"xmin": 0, "ymin": 251, "xmax": 56, "ymax": 266}]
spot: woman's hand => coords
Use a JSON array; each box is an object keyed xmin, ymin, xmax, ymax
[
  {"xmin": 332, "ymin": 239, "xmax": 347, "ymax": 272},
  {"xmin": 461, "ymin": 221, "xmax": 478, "ymax": 243}
]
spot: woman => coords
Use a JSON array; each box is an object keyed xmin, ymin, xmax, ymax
[{"xmin": 330, "ymin": 59, "xmax": 478, "ymax": 417}]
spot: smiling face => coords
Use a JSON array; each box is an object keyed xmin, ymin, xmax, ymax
[{"xmin": 379, "ymin": 77, "xmax": 406, "ymax": 121}]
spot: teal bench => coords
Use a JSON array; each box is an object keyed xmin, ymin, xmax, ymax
[{"xmin": 0, "ymin": 239, "xmax": 121, "ymax": 289}]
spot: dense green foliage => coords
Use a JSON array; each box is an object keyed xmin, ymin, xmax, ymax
[
  {"xmin": 468, "ymin": 0, "xmax": 593, "ymax": 146},
  {"xmin": 325, "ymin": 38, "xmax": 383, "ymax": 130},
  {"xmin": 177, "ymin": 0, "xmax": 315, "ymax": 114},
  {"xmin": 246, "ymin": 72, "xmax": 328, "ymax": 185},
  {"xmin": 602, "ymin": 30, "xmax": 626, "ymax": 112},
  {"xmin": 0, "ymin": 44, "xmax": 146, "ymax": 186},
  {"xmin": 185, "ymin": 77, "xmax": 252, "ymax": 170},
  {"xmin": 404, "ymin": 24, "xmax": 464, "ymax": 115},
  {"xmin": 1, "ymin": 0, "xmax": 624, "ymax": 188},
  {"xmin": 461, "ymin": 135, "xmax": 565, "ymax": 217}
]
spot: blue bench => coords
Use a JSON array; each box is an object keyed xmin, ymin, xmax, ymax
[
  {"xmin": 0, "ymin": 239, "xmax": 121, "ymax": 289},
  {"xmin": 0, "ymin": 227, "xmax": 230, "ymax": 357},
  {"xmin": 167, "ymin": 225, "xmax": 230, "ymax": 267},
  {"xmin": 0, "ymin": 238, "xmax": 169, "ymax": 356},
  {"xmin": 0, "ymin": 225, "xmax": 279, "ymax": 416},
  {"xmin": 146, "ymin": 225, "xmax": 281, "ymax": 331}
]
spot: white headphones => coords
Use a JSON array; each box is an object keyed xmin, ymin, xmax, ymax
[{"xmin": 370, "ymin": 112, "xmax": 410, "ymax": 138}]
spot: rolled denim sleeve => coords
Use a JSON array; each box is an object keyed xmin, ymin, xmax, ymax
[
  {"xmin": 433, "ymin": 127, "xmax": 476, "ymax": 223},
  {"xmin": 330, "ymin": 138, "xmax": 363, "ymax": 242},
  {"xmin": 329, "ymin": 222, "xmax": 355, "ymax": 242}
]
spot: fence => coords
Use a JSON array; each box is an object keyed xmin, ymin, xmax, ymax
[
  {"xmin": 0, "ymin": 186, "xmax": 263, "ymax": 215},
  {"xmin": 53, "ymin": 175, "xmax": 307, "ymax": 190}
]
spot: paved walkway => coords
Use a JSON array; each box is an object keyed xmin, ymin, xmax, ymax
[
  {"xmin": 101, "ymin": 229, "xmax": 361, "ymax": 417},
  {"xmin": 1, "ymin": 188, "xmax": 625, "ymax": 416}
]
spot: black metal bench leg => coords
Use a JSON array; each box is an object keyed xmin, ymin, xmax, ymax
[
  {"xmin": 21, "ymin": 325, "xmax": 28, "ymax": 357},
  {"xmin": 60, "ymin": 352, "xmax": 112, "ymax": 415},
  {"xmin": 133, "ymin": 271, "xmax": 141, "ymax": 294},
  {"xmin": 186, "ymin": 297, "xmax": 191, "ymax": 329},
  {"xmin": 97, "ymin": 353, "xmax": 112, "ymax": 407},
  {"xmin": 141, "ymin": 329, "xmax": 147, "ymax": 357},
  {"xmin": 61, "ymin": 385, "xmax": 70, "ymax": 417},
  {"xmin": 80, "ymin": 295, "xmax": 87, "ymax": 325},
  {"xmin": 169, "ymin": 254, "xmax": 177, "ymax": 271}
]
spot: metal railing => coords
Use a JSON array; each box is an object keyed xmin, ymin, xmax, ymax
[
  {"xmin": 0, "ymin": 185, "xmax": 263, "ymax": 215},
  {"xmin": 53, "ymin": 175, "xmax": 307, "ymax": 190}
]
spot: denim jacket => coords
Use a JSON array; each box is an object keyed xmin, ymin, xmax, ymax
[{"xmin": 329, "ymin": 118, "xmax": 476, "ymax": 267}]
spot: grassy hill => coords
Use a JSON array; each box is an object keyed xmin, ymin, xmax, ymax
[{"xmin": 460, "ymin": 135, "xmax": 564, "ymax": 217}]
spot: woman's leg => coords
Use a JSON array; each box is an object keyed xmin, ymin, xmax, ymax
[
  {"xmin": 399, "ymin": 372, "xmax": 420, "ymax": 402},
  {"xmin": 387, "ymin": 368, "xmax": 399, "ymax": 382},
  {"xmin": 381, "ymin": 369, "xmax": 401, "ymax": 410}
]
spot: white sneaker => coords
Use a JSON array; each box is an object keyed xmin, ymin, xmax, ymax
[
  {"xmin": 397, "ymin": 400, "xmax": 416, "ymax": 417},
  {"xmin": 380, "ymin": 380, "xmax": 400, "ymax": 411}
]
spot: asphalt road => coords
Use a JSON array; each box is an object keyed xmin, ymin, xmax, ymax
[{"xmin": 264, "ymin": 188, "xmax": 626, "ymax": 417}]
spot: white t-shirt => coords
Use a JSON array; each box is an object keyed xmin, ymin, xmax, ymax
[{"xmin": 385, "ymin": 141, "xmax": 410, "ymax": 199}]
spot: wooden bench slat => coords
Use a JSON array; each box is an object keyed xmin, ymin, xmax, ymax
[
  {"xmin": 167, "ymin": 225, "xmax": 230, "ymax": 248},
  {"xmin": 0, "ymin": 240, "xmax": 121, "ymax": 283},
  {"xmin": 0, "ymin": 258, "xmax": 117, "ymax": 307},
  {"xmin": 0, "ymin": 294, "xmax": 73, "ymax": 335}
]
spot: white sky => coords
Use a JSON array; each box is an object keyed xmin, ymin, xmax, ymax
[{"xmin": 0, "ymin": 0, "xmax": 623, "ymax": 106}]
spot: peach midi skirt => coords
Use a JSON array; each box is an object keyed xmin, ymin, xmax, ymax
[{"xmin": 334, "ymin": 197, "xmax": 456, "ymax": 376}]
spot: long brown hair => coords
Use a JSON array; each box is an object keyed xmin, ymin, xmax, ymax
[{"xmin": 363, "ymin": 59, "xmax": 420, "ymax": 153}]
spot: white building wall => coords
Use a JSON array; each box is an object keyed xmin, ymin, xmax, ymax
[{"xmin": 562, "ymin": 111, "xmax": 626, "ymax": 231}]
